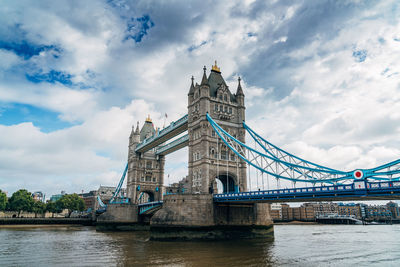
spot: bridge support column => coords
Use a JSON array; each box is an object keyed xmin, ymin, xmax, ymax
[
  {"xmin": 150, "ymin": 194, "xmax": 274, "ymax": 240},
  {"xmin": 96, "ymin": 204, "xmax": 148, "ymax": 231}
]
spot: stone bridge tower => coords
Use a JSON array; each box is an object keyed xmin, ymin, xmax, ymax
[
  {"xmin": 126, "ymin": 116, "xmax": 165, "ymax": 204},
  {"xmin": 187, "ymin": 62, "xmax": 247, "ymax": 194}
]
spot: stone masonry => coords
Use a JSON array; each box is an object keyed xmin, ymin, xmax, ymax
[{"xmin": 187, "ymin": 62, "xmax": 247, "ymax": 194}]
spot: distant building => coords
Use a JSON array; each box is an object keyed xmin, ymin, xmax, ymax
[
  {"xmin": 365, "ymin": 204, "xmax": 392, "ymax": 221},
  {"xmin": 270, "ymin": 201, "xmax": 399, "ymax": 222},
  {"xmin": 32, "ymin": 191, "xmax": 45, "ymax": 202},
  {"xmin": 78, "ymin": 190, "xmax": 97, "ymax": 210},
  {"xmin": 312, "ymin": 202, "xmax": 338, "ymax": 216},
  {"xmin": 270, "ymin": 203, "xmax": 282, "ymax": 220},
  {"xmin": 49, "ymin": 191, "xmax": 66, "ymax": 202},
  {"xmin": 386, "ymin": 201, "xmax": 400, "ymax": 218},
  {"xmin": 337, "ymin": 203, "xmax": 362, "ymax": 218}
]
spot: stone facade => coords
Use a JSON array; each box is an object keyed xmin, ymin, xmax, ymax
[
  {"xmin": 187, "ymin": 63, "xmax": 247, "ymax": 194},
  {"xmin": 126, "ymin": 117, "xmax": 165, "ymax": 204}
]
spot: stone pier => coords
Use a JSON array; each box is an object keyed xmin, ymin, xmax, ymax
[
  {"xmin": 96, "ymin": 204, "xmax": 149, "ymax": 231},
  {"xmin": 150, "ymin": 194, "xmax": 273, "ymax": 240}
]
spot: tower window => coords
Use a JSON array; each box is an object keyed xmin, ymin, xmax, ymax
[
  {"xmin": 221, "ymin": 150, "xmax": 227, "ymax": 160},
  {"xmin": 219, "ymin": 94, "xmax": 222, "ymax": 100},
  {"xmin": 224, "ymin": 94, "xmax": 227, "ymax": 101},
  {"xmin": 146, "ymin": 161, "xmax": 152, "ymax": 169}
]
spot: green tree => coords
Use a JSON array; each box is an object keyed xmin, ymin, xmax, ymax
[
  {"xmin": 0, "ymin": 189, "xmax": 7, "ymax": 211},
  {"xmin": 57, "ymin": 194, "xmax": 85, "ymax": 217},
  {"xmin": 8, "ymin": 189, "xmax": 34, "ymax": 217},
  {"xmin": 32, "ymin": 201, "xmax": 46, "ymax": 218},
  {"xmin": 46, "ymin": 201, "xmax": 63, "ymax": 217}
]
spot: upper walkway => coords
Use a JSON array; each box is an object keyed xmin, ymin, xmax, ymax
[{"xmin": 135, "ymin": 114, "xmax": 188, "ymax": 153}]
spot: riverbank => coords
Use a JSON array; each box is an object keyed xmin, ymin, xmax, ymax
[
  {"xmin": 0, "ymin": 218, "xmax": 93, "ymax": 225},
  {"xmin": 274, "ymin": 220, "xmax": 317, "ymax": 225}
]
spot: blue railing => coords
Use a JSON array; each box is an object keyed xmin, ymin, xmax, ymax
[
  {"xmin": 138, "ymin": 201, "xmax": 163, "ymax": 214},
  {"xmin": 214, "ymin": 180, "xmax": 400, "ymax": 202}
]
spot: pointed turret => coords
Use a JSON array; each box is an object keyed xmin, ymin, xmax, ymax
[
  {"xmin": 130, "ymin": 121, "xmax": 140, "ymax": 145},
  {"xmin": 188, "ymin": 76, "xmax": 195, "ymax": 96},
  {"xmin": 135, "ymin": 121, "xmax": 140, "ymax": 134},
  {"xmin": 235, "ymin": 76, "xmax": 245, "ymax": 122},
  {"xmin": 236, "ymin": 77, "xmax": 244, "ymax": 96},
  {"xmin": 200, "ymin": 66, "xmax": 209, "ymax": 86}
]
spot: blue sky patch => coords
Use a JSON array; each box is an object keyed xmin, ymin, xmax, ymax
[
  {"xmin": 125, "ymin": 15, "xmax": 155, "ymax": 43},
  {"xmin": 0, "ymin": 103, "xmax": 78, "ymax": 132},
  {"xmin": 26, "ymin": 70, "xmax": 73, "ymax": 86},
  {"xmin": 188, "ymin": 41, "xmax": 207, "ymax": 52},
  {"xmin": 0, "ymin": 40, "xmax": 58, "ymax": 60},
  {"xmin": 352, "ymin": 49, "xmax": 367, "ymax": 62}
]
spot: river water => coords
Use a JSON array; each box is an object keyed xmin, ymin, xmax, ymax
[{"xmin": 1, "ymin": 224, "xmax": 399, "ymax": 266}]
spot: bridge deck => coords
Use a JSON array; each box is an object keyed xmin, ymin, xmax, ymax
[
  {"xmin": 155, "ymin": 134, "xmax": 188, "ymax": 155},
  {"xmin": 135, "ymin": 115, "xmax": 188, "ymax": 153},
  {"xmin": 213, "ymin": 181, "xmax": 400, "ymax": 203}
]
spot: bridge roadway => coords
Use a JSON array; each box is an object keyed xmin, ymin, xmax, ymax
[
  {"xmin": 213, "ymin": 180, "xmax": 400, "ymax": 203},
  {"xmin": 135, "ymin": 114, "xmax": 188, "ymax": 154},
  {"xmin": 136, "ymin": 180, "xmax": 400, "ymax": 216}
]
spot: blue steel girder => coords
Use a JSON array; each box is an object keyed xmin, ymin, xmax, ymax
[
  {"xmin": 135, "ymin": 114, "xmax": 188, "ymax": 153},
  {"xmin": 206, "ymin": 113, "xmax": 351, "ymax": 184},
  {"xmin": 109, "ymin": 163, "xmax": 129, "ymax": 204},
  {"xmin": 206, "ymin": 113, "xmax": 400, "ymax": 184},
  {"xmin": 155, "ymin": 134, "xmax": 189, "ymax": 156},
  {"xmin": 244, "ymin": 122, "xmax": 400, "ymax": 182}
]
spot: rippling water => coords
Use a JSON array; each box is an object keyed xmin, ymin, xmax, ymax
[{"xmin": 1, "ymin": 224, "xmax": 399, "ymax": 266}]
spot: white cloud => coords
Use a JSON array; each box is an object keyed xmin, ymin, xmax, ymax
[{"xmin": 1, "ymin": 0, "xmax": 400, "ymax": 197}]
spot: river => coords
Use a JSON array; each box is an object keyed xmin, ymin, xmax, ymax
[{"xmin": 1, "ymin": 224, "xmax": 399, "ymax": 266}]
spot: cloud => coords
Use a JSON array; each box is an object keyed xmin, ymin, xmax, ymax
[{"xmin": 0, "ymin": 0, "xmax": 400, "ymax": 197}]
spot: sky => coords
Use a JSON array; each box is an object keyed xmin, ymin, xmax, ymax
[{"xmin": 0, "ymin": 0, "xmax": 400, "ymax": 198}]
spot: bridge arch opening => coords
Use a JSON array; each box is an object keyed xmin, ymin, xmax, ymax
[
  {"xmin": 215, "ymin": 174, "xmax": 238, "ymax": 194},
  {"xmin": 137, "ymin": 191, "xmax": 154, "ymax": 204}
]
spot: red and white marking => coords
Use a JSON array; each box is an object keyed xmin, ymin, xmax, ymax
[{"xmin": 353, "ymin": 170, "xmax": 363, "ymax": 179}]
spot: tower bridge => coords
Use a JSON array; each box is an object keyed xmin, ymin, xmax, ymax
[{"xmin": 97, "ymin": 62, "xmax": 400, "ymax": 240}]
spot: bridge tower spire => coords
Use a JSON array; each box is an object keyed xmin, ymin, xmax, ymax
[{"xmin": 187, "ymin": 62, "xmax": 247, "ymax": 194}]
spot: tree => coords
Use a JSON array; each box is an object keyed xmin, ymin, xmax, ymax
[
  {"xmin": 0, "ymin": 189, "xmax": 7, "ymax": 211},
  {"xmin": 57, "ymin": 194, "xmax": 85, "ymax": 217},
  {"xmin": 8, "ymin": 189, "xmax": 34, "ymax": 217},
  {"xmin": 46, "ymin": 201, "xmax": 63, "ymax": 217},
  {"xmin": 32, "ymin": 201, "xmax": 46, "ymax": 218}
]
